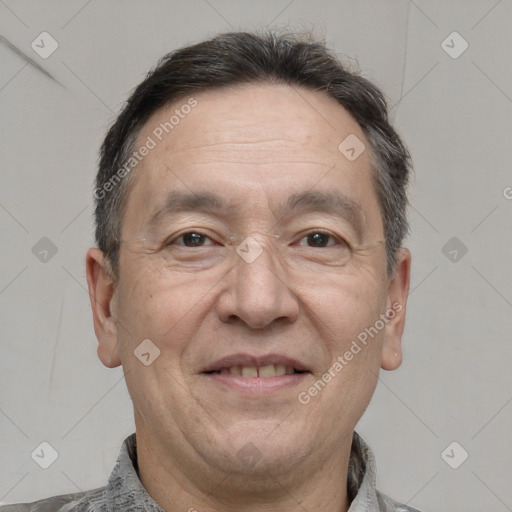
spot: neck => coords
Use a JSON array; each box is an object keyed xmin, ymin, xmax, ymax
[{"xmin": 135, "ymin": 428, "xmax": 353, "ymax": 512}]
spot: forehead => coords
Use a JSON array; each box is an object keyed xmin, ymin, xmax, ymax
[
  {"xmin": 140, "ymin": 83, "xmax": 365, "ymax": 166},
  {"xmin": 122, "ymin": 83, "xmax": 382, "ymax": 236}
]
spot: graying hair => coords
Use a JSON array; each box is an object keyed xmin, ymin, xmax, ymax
[{"xmin": 95, "ymin": 30, "xmax": 411, "ymax": 279}]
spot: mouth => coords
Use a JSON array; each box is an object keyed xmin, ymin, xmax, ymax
[
  {"xmin": 200, "ymin": 354, "xmax": 311, "ymax": 394},
  {"xmin": 204, "ymin": 364, "xmax": 308, "ymax": 378}
]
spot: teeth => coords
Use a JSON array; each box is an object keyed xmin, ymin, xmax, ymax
[
  {"xmin": 216, "ymin": 364, "xmax": 297, "ymax": 378},
  {"xmin": 276, "ymin": 364, "xmax": 287, "ymax": 376},
  {"xmin": 241, "ymin": 366, "xmax": 258, "ymax": 378},
  {"xmin": 259, "ymin": 364, "xmax": 276, "ymax": 378}
]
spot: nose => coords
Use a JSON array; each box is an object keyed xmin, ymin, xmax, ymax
[{"xmin": 216, "ymin": 241, "xmax": 300, "ymax": 330}]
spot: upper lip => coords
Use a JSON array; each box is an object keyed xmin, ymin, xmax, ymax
[{"xmin": 201, "ymin": 353, "xmax": 310, "ymax": 373}]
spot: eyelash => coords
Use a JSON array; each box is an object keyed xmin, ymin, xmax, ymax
[{"xmin": 164, "ymin": 230, "xmax": 349, "ymax": 249}]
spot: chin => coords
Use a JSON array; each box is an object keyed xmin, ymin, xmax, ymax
[{"xmin": 211, "ymin": 425, "xmax": 312, "ymax": 474}]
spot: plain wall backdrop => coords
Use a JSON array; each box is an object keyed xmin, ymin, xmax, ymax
[{"xmin": 1, "ymin": 1, "xmax": 511, "ymax": 510}]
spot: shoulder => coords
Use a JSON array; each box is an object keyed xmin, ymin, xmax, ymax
[
  {"xmin": 376, "ymin": 490, "xmax": 423, "ymax": 512},
  {"xmin": 0, "ymin": 486, "xmax": 105, "ymax": 512}
]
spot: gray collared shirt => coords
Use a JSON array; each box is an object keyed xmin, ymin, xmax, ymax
[{"xmin": 1, "ymin": 432, "xmax": 421, "ymax": 511}]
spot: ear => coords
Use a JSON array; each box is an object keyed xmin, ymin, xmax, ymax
[
  {"xmin": 381, "ymin": 248, "xmax": 411, "ymax": 371},
  {"xmin": 86, "ymin": 247, "xmax": 122, "ymax": 368}
]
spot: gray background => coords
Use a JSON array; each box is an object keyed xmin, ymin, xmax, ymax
[{"xmin": 1, "ymin": 1, "xmax": 511, "ymax": 510}]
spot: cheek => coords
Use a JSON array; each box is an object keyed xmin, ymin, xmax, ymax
[
  {"xmin": 116, "ymin": 263, "xmax": 220, "ymax": 357},
  {"xmin": 305, "ymin": 279, "xmax": 384, "ymax": 429},
  {"xmin": 300, "ymin": 267, "xmax": 387, "ymax": 344},
  {"xmin": 297, "ymin": 266, "xmax": 387, "ymax": 411},
  {"xmin": 115, "ymin": 265, "xmax": 217, "ymax": 414}
]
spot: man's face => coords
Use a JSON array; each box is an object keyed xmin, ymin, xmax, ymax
[{"xmin": 89, "ymin": 84, "xmax": 409, "ymax": 482}]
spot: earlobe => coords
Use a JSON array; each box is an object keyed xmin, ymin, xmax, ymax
[
  {"xmin": 86, "ymin": 247, "xmax": 122, "ymax": 368},
  {"xmin": 381, "ymin": 248, "xmax": 411, "ymax": 371}
]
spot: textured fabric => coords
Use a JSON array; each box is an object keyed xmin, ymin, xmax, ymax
[{"xmin": 1, "ymin": 432, "xmax": 421, "ymax": 511}]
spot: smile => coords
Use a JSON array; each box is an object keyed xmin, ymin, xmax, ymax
[{"xmin": 205, "ymin": 364, "xmax": 307, "ymax": 378}]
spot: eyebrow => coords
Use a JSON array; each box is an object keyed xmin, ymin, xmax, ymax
[
  {"xmin": 285, "ymin": 191, "xmax": 366, "ymax": 240},
  {"xmin": 147, "ymin": 190, "xmax": 366, "ymax": 238},
  {"xmin": 147, "ymin": 191, "xmax": 233, "ymax": 233}
]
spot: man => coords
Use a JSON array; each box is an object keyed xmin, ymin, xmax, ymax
[{"xmin": 3, "ymin": 31, "xmax": 418, "ymax": 511}]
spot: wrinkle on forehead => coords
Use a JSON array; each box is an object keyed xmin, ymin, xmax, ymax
[
  {"xmin": 136, "ymin": 83, "xmax": 366, "ymax": 169},
  {"xmin": 121, "ymin": 83, "xmax": 383, "ymax": 244}
]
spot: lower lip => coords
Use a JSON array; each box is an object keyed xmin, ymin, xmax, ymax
[{"xmin": 201, "ymin": 373, "xmax": 310, "ymax": 394}]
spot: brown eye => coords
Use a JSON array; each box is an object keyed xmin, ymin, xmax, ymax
[
  {"xmin": 166, "ymin": 231, "xmax": 217, "ymax": 248},
  {"xmin": 306, "ymin": 232, "xmax": 333, "ymax": 247},
  {"xmin": 297, "ymin": 231, "xmax": 340, "ymax": 248},
  {"xmin": 182, "ymin": 232, "xmax": 208, "ymax": 246}
]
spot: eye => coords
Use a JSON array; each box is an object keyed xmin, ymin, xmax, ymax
[
  {"xmin": 296, "ymin": 231, "xmax": 343, "ymax": 248},
  {"xmin": 167, "ymin": 231, "xmax": 217, "ymax": 248}
]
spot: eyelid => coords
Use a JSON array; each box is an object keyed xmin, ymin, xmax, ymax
[
  {"xmin": 162, "ymin": 229, "xmax": 351, "ymax": 246},
  {"xmin": 293, "ymin": 229, "xmax": 350, "ymax": 247},
  {"xmin": 164, "ymin": 229, "xmax": 220, "ymax": 247}
]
